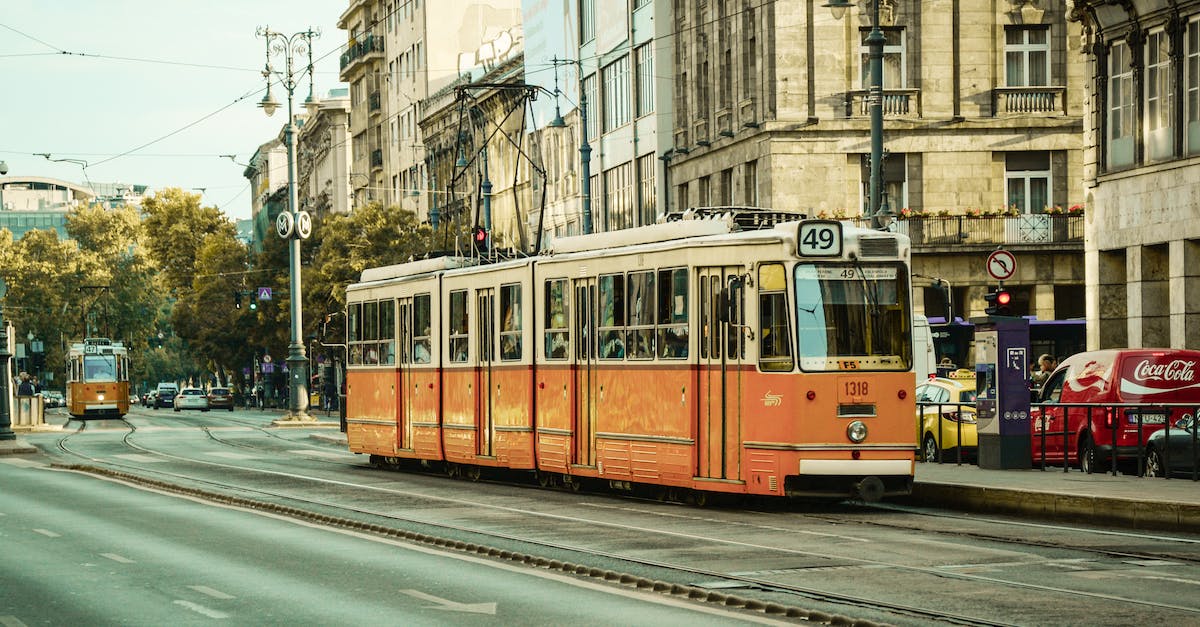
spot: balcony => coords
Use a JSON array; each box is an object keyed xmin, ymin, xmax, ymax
[
  {"xmin": 844, "ymin": 88, "xmax": 921, "ymax": 118},
  {"xmin": 994, "ymin": 86, "xmax": 1066, "ymax": 115},
  {"xmin": 368, "ymin": 91, "xmax": 381, "ymax": 115},
  {"xmin": 849, "ymin": 214, "xmax": 1084, "ymax": 249},
  {"xmin": 339, "ymin": 33, "xmax": 384, "ymax": 79}
]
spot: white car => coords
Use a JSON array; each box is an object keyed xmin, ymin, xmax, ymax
[{"xmin": 174, "ymin": 387, "xmax": 210, "ymax": 412}]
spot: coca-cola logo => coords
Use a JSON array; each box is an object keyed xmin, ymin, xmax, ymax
[{"xmin": 1130, "ymin": 359, "xmax": 1197, "ymax": 384}]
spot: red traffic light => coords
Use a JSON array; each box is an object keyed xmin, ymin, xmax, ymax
[
  {"xmin": 473, "ymin": 226, "xmax": 487, "ymax": 243},
  {"xmin": 984, "ymin": 288, "xmax": 1012, "ymax": 315}
]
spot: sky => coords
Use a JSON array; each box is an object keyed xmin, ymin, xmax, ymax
[{"xmin": 1, "ymin": 1, "xmax": 349, "ymax": 221}]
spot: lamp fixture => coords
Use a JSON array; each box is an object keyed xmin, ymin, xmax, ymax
[
  {"xmin": 823, "ymin": 0, "xmax": 852, "ymax": 19},
  {"xmin": 259, "ymin": 87, "xmax": 279, "ymax": 117}
]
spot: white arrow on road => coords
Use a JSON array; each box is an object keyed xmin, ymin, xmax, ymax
[{"xmin": 400, "ymin": 589, "xmax": 497, "ymax": 615}]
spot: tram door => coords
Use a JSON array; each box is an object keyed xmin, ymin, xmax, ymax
[
  {"xmin": 571, "ymin": 278, "xmax": 598, "ymax": 467},
  {"xmin": 396, "ymin": 298, "xmax": 414, "ymax": 451},
  {"xmin": 475, "ymin": 289, "xmax": 496, "ymax": 457},
  {"xmin": 696, "ymin": 267, "xmax": 745, "ymax": 480}
]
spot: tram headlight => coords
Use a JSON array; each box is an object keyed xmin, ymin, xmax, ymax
[{"xmin": 846, "ymin": 420, "xmax": 868, "ymax": 443}]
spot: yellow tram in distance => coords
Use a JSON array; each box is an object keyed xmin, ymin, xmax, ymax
[{"xmin": 66, "ymin": 338, "xmax": 131, "ymax": 419}]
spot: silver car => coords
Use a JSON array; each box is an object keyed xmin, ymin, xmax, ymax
[{"xmin": 173, "ymin": 387, "xmax": 210, "ymax": 412}]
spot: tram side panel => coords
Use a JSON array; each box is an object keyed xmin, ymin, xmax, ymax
[
  {"xmin": 593, "ymin": 363, "xmax": 695, "ymax": 487},
  {"xmin": 345, "ymin": 369, "xmax": 400, "ymax": 456}
]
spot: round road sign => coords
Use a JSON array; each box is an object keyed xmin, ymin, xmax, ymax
[{"xmin": 986, "ymin": 250, "xmax": 1017, "ymax": 281}]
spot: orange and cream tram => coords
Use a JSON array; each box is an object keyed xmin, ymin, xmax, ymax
[
  {"xmin": 344, "ymin": 210, "xmax": 917, "ymax": 501},
  {"xmin": 66, "ymin": 337, "xmax": 131, "ymax": 419}
]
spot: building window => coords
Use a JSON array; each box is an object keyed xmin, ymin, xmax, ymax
[
  {"xmin": 860, "ymin": 28, "xmax": 906, "ymax": 88},
  {"xmin": 635, "ymin": 44, "xmax": 655, "ymax": 117},
  {"xmin": 1107, "ymin": 40, "xmax": 1135, "ymax": 169},
  {"xmin": 719, "ymin": 168, "xmax": 733, "ymax": 205},
  {"xmin": 698, "ymin": 175, "xmax": 710, "ymax": 207},
  {"xmin": 583, "ymin": 73, "xmax": 599, "ymax": 141},
  {"xmin": 1005, "ymin": 152, "xmax": 1050, "ymax": 213},
  {"xmin": 603, "ymin": 161, "xmax": 634, "ymax": 231},
  {"xmin": 1188, "ymin": 19, "xmax": 1200, "ymax": 155},
  {"xmin": 744, "ymin": 160, "xmax": 758, "ymax": 206},
  {"xmin": 742, "ymin": 3, "xmax": 757, "ymax": 101},
  {"xmin": 603, "ymin": 55, "xmax": 631, "ymax": 133},
  {"xmin": 1005, "ymin": 27, "xmax": 1049, "ymax": 86},
  {"xmin": 860, "ymin": 154, "xmax": 907, "ymax": 214},
  {"xmin": 580, "ymin": 0, "xmax": 595, "ymax": 43},
  {"xmin": 636, "ymin": 153, "xmax": 656, "ymax": 226},
  {"xmin": 1145, "ymin": 29, "xmax": 1175, "ymax": 161}
]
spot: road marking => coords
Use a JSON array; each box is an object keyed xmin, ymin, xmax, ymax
[
  {"xmin": 0, "ymin": 616, "xmax": 30, "ymax": 626},
  {"xmin": 204, "ymin": 452, "xmax": 260, "ymax": 460},
  {"xmin": 288, "ymin": 449, "xmax": 352, "ymax": 459},
  {"xmin": 172, "ymin": 600, "xmax": 228, "ymax": 619},
  {"xmin": 101, "ymin": 553, "xmax": 134, "ymax": 564},
  {"xmin": 188, "ymin": 585, "xmax": 235, "ymax": 599},
  {"xmin": 112, "ymin": 454, "xmax": 167, "ymax": 463},
  {"xmin": 399, "ymin": 589, "xmax": 497, "ymax": 615},
  {"xmin": 32, "ymin": 529, "xmax": 60, "ymax": 538}
]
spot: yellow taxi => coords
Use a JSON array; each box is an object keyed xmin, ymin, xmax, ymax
[{"xmin": 916, "ymin": 369, "xmax": 978, "ymax": 462}]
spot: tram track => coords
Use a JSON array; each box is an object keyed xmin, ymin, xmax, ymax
[{"xmin": 44, "ymin": 418, "xmax": 1200, "ymax": 625}]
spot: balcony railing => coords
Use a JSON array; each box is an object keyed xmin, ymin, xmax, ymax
[
  {"xmin": 368, "ymin": 91, "xmax": 381, "ymax": 113},
  {"xmin": 848, "ymin": 214, "xmax": 1083, "ymax": 247},
  {"xmin": 339, "ymin": 33, "xmax": 384, "ymax": 74},
  {"xmin": 994, "ymin": 86, "xmax": 1067, "ymax": 115},
  {"xmin": 844, "ymin": 88, "xmax": 921, "ymax": 117}
]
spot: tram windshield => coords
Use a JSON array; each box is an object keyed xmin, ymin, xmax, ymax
[
  {"xmin": 793, "ymin": 263, "xmax": 912, "ymax": 372},
  {"xmin": 84, "ymin": 354, "xmax": 118, "ymax": 382}
]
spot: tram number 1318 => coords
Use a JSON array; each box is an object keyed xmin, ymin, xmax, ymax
[{"xmin": 797, "ymin": 221, "xmax": 843, "ymax": 257}]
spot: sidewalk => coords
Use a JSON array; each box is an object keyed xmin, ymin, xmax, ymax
[{"xmin": 907, "ymin": 461, "xmax": 1200, "ymax": 533}]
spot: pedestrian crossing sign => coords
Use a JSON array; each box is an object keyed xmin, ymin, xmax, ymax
[{"xmin": 258, "ymin": 287, "xmax": 272, "ymax": 301}]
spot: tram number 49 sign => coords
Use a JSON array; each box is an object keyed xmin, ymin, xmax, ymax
[{"xmin": 797, "ymin": 221, "xmax": 843, "ymax": 257}]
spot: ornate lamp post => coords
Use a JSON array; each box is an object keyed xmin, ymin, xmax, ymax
[
  {"xmin": 826, "ymin": 0, "xmax": 890, "ymax": 230},
  {"xmin": 256, "ymin": 26, "xmax": 319, "ymax": 422}
]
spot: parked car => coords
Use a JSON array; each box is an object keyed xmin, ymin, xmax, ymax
[
  {"xmin": 155, "ymin": 383, "xmax": 178, "ymax": 409},
  {"xmin": 1032, "ymin": 349, "xmax": 1200, "ymax": 473},
  {"xmin": 207, "ymin": 387, "xmax": 234, "ymax": 411},
  {"xmin": 916, "ymin": 370, "xmax": 978, "ymax": 462},
  {"xmin": 1145, "ymin": 415, "xmax": 1200, "ymax": 478},
  {"xmin": 42, "ymin": 390, "xmax": 65, "ymax": 408},
  {"xmin": 174, "ymin": 387, "xmax": 209, "ymax": 412}
]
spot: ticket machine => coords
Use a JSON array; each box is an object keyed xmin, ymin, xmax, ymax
[{"xmin": 973, "ymin": 317, "xmax": 1031, "ymax": 469}]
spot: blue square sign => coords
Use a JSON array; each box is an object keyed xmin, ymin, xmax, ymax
[{"xmin": 257, "ymin": 287, "xmax": 272, "ymax": 301}]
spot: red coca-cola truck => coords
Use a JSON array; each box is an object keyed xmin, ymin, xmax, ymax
[{"xmin": 1031, "ymin": 349, "xmax": 1200, "ymax": 473}]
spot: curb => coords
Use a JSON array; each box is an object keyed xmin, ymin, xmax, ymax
[{"xmin": 906, "ymin": 481, "xmax": 1200, "ymax": 533}]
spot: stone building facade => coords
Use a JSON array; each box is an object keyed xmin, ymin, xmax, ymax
[
  {"xmin": 1070, "ymin": 1, "xmax": 1200, "ymax": 350},
  {"xmin": 668, "ymin": 0, "xmax": 1085, "ymax": 323}
]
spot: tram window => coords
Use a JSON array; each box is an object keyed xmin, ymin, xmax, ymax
[
  {"xmin": 379, "ymin": 299, "xmax": 396, "ymax": 365},
  {"xmin": 84, "ymin": 355, "xmax": 117, "ymax": 382},
  {"xmin": 759, "ymin": 263, "xmax": 795, "ymax": 372},
  {"xmin": 727, "ymin": 275, "xmax": 745, "ymax": 359},
  {"xmin": 413, "ymin": 293, "xmax": 432, "ymax": 364},
  {"xmin": 449, "ymin": 290, "xmax": 469, "ymax": 363},
  {"xmin": 657, "ymin": 268, "xmax": 688, "ymax": 359},
  {"xmin": 500, "ymin": 284, "xmax": 522, "ymax": 361},
  {"xmin": 627, "ymin": 271, "xmax": 655, "ymax": 359},
  {"xmin": 348, "ymin": 302, "xmax": 362, "ymax": 365},
  {"xmin": 544, "ymin": 279, "xmax": 569, "ymax": 360},
  {"xmin": 599, "ymin": 274, "xmax": 626, "ymax": 359}
]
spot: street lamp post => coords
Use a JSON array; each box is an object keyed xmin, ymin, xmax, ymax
[
  {"xmin": 549, "ymin": 58, "xmax": 592, "ymax": 235},
  {"xmin": 826, "ymin": 0, "xmax": 890, "ymax": 230},
  {"xmin": 0, "ymin": 278, "xmax": 14, "ymax": 441},
  {"xmin": 256, "ymin": 26, "xmax": 319, "ymax": 422}
]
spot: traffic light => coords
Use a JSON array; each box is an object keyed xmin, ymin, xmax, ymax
[
  {"xmin": 249, "ymin": 292, "xmax": 258, "ymax": 311},
  {"xmin": 984, "ymin": 287, "xmax": 1012, "ymax": 316},
  {"xmin": 234, "ymin": 291, "xmax": 242, "ymax": 309},
  {"xmin": 472, "ymin": 225, "xmax": 488, "ymax": 253}
]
